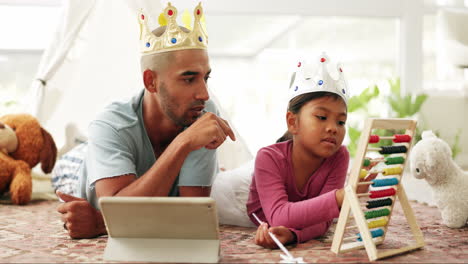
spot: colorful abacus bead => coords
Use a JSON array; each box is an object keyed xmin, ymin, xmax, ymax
[
  {"xmin": 368, "ymin": 188, "xmax": 396, "ymax": 198},
  {"xmin": 359, "ymin": 166, "xmax": 403, "ymax": 178},
  {"xmin": 357, "ymin": 228, "xmax": 385, "ymax": 241},
  {"xmin": 368, "ymin": 134, "xmax": 412, "ymax": 143},
  {"xmin": 382, "ymin": 166, "xmax": 403, "ymax": 175},
  {"xmin": 371, "ymin": 178, "xmax": 399, "ymax": 187},
  {"xmin": 366, "ymin": 198, "xmax": 393, "ymax": 209},
  {"xmin": 357, "ymin": 188, "xmax": 396, "ymax": 199},
  {"xmin": 358, "ymin": 178, "xmax": 399, "ymax": 188},
  {"xmin": 368, "ymin": 145, "xmax": 408, "ymax": 154},
  {"xmin": 369, "ymin": 135, "xmax": 380, "ymax": 143},
  {"xmin": 367, "ymin": 218, "xmax": 388, "ymax": 229},
  {"xmin": 363, "ymin": 159, "xmax": 371, "ymax": 167},
  {"xmin": 379, "ymin": 145, "xmax": 407, "ymax": 154},
  {"xmin": 393, "ymin": 134, "xmax": 412, "ymax": 143},
  {"xmin": 385, "ymin": 156, "xmax": 405, "ymax": 165},
  {"xmin": 364, "ymin": 208, "xmax": 391, "ymax": 219},
  {"xmin": 363, "ymin": 156, "xmax": 405, "ymax": 166},
  {"xmin": 360, "ymin": 169, "xmax": 368, "ymax": 179}
]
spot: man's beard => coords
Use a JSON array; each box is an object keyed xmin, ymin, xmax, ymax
[{"xmin": 159, "ymin": 82, "xmax": 205, "ymax": 127}]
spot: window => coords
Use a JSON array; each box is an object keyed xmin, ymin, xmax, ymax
[
  {"xmin": 423, "ymin": 11, "xmax": 468, "ymax": 93},
  {"xmin": 0, "ymin": 51, "xmax": 43, "ymax": 113},
  {"xmin": 1, "ymin": 0, "xmax": 466, "ymax": 156},
  {"xmin": 209, "ymin": 15, "xmax": 399, "ymax": 153},
  {"xmin": 0, "ymin": 4, "xmax": 61, "ymax": 113}
]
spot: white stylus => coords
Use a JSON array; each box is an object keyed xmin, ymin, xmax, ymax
[{"xmin": 252, "ymin": 213, "xmax": 295, "ymax": 259}]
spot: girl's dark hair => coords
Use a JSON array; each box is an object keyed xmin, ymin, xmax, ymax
[{"xmin": 276, "ymin": 92, "xmax": 343, "ymax": 143}]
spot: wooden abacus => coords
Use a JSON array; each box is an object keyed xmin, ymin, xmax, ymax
[{"xmin": 331, "ymin": 118, "xmax": 425, "ymax": 261}]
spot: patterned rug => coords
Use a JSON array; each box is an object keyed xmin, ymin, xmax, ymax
[{"xmin": 0, "ymin": 200, "xmax": 467, "ymax": 263}]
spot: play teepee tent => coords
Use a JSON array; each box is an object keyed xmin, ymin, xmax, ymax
[{"xmin": 26, "ymin": 0, "xmax": 252, "ymax": 170}]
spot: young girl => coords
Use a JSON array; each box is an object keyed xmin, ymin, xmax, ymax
[{"xmin": 246, "ymin": 54, "xmax": 376, "ymax": 248}]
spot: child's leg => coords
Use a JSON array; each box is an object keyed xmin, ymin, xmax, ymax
[{"xmin": 51, "ymin": 142, "xmax": 87, "ymax": 196}]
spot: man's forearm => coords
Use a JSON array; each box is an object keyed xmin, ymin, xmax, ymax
[{"xmin": 112, "ymin": 134, "xmax": 192, "ymax": 197}]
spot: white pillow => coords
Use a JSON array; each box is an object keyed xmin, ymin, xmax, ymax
[{"xmin": 211, "ymin": 159, "xmax": 255, "ymax": 227}]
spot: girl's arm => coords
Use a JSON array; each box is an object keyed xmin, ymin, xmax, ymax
[
  {"xmin": 255, "ymin": 221, "xmax": 331, "ymax": 246},
  {"xmin": 288, "ymin": 221, "xmax": 332, "ymax": 243},
  {"xmin": 255, "ymin": 147, "xmax": 349, "ymax": 230}
]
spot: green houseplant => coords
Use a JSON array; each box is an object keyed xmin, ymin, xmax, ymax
[
  {"xmin": 347, "ymin": 78, "xmax": 428, "ymax": 157},
  {"xmin": 347, "ymin": 78, "xmax": 462, "ymax": 158}
]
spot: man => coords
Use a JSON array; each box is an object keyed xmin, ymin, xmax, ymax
[{"xmin": 56, "ymin": 3, "xmax": 235, "ymax": 239}]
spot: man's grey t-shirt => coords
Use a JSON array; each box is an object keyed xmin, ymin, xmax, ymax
[{"xmin": 78, "ymin": 90, "xmax": 218, "ymax": 208}]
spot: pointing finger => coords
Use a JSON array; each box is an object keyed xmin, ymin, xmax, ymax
[{"xmin": 217, "ymin": 117, "xmax": 236, "ymax": 141}]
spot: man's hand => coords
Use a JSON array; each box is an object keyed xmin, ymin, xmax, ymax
[
  {"xmin": 56, "ymin": 191, "xmax": 107, "ymax": 239},
  {"xmin": 254, "ymin": 223, "xmax": 296, "ymax": 249},
  {"xmin": 179, "ymin": 112, "xmax": 236, "ymax": 151}
]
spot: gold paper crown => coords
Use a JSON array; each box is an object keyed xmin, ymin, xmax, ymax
[{"xmin": 138, "ymin": 2, "xmax": 208, "ymax": 55}]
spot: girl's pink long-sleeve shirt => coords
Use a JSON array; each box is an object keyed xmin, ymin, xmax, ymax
[{"xmin": 246, "ymin": 140, "xmax": 349, "ymax": 243}]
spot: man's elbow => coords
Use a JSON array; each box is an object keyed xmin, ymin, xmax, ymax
[{"xmin": 179, "ymin": 186, "xmax": 211, "ymax": 197}]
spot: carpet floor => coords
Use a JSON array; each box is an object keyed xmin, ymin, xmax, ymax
[{"xmin": 0, "ymin": 200, "xmax": 467, "ymax": 263}]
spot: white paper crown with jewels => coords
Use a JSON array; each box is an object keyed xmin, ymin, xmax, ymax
[
  {"xmin": 138, "ymin": 2, "xmax": 208, "ymax": 55},
  {"xmin": 288, "ymin": 52, "xmax": 349, "ymax": 106}
]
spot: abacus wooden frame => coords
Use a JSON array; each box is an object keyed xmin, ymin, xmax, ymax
[{"xmin": 331, "ymin": 118, "xmax": 425, "ymax": 261}]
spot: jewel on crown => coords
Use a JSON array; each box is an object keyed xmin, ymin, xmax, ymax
[
  {"xmin": 288, "ymin": 52, "xmax": 349, "ymax": 105},
  {"xmin": 138, "ymin": 2, "xmax": 208, "ymax": 55}
]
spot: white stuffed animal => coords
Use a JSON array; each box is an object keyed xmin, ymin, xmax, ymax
[{"xmin": 410, "ymin": 130, "xmax": 468, "ymax": 228}]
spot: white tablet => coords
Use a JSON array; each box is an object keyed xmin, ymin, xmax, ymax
[{"xmin": 99, "ymin": 196, "xmax": 220, "ymax": 263}]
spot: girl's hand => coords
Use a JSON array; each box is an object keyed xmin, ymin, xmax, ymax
[
  {"xmin": 357, "ymin": 158, "xmax": 380, "ymax": 193},
  {"xmin": 254, "ymin": 223, "xmax": 296, "ymax": 249},
  {"xmin": 357, "ymin": 172, "xmax": 378, "ymax": 193},
  {"xmin": 363, "ymin": 159, "xmax": 379, "ymax": 171}
]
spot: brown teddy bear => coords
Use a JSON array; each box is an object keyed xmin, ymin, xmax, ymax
[{"xmin": 0, "ymin": 114, "xmax": 57, "ymax": 205}]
